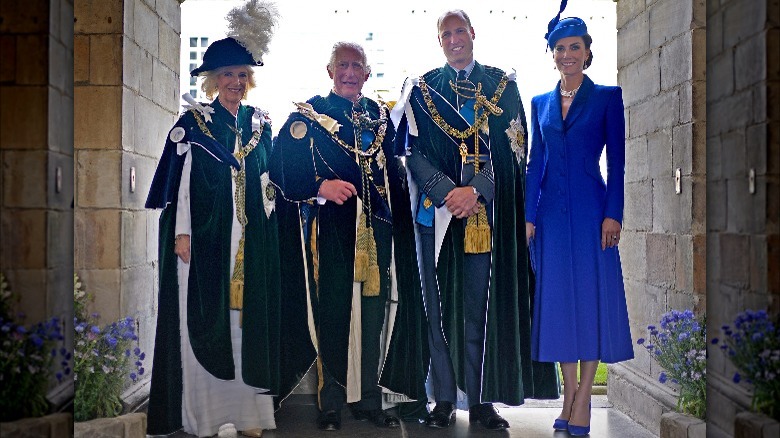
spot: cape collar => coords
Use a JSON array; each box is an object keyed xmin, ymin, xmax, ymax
[{"xmin": 546, "ymin": 74, "xmax": 594, "ymax": 131}]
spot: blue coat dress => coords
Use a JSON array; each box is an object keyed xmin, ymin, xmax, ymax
[{"xmin": 525, "ymin": 75, "xmax": 634, "ymax": 364}]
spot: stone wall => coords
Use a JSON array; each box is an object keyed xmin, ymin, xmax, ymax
[
  {"xmin": 73, "ymin": 0, "xmax": 181, "ymax": 405},
  {"xmin": 0, "ymin": 0, "xmax": 75, "ymax": 398},
  {"xmin": 610, "ymin": 0, "xmax": 707, "ymax": 435},
  {"xmin": 706, "ymin": 0, "xmax": 779, "ymax": 436}
]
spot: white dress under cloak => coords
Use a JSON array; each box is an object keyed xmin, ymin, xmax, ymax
[{"xmin": 174, "ymin": 145, "xmax": 276, "ymax": 437}]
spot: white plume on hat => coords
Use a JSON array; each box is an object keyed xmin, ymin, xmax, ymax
[{"xmin": 226, "ymin": 0, "xmax": 279, "ymax": 64}]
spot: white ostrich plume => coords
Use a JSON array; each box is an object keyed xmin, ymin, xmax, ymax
[{"xmin": 226, "ymin": 0, "xmax": 279, "ymax": 64}]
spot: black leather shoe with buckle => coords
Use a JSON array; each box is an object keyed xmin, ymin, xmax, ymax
[
  {"xmin": 469, "ymin": 403, "xmax": 509, "ymax": 430},
  {"xmin": 317, "ymin": 410, "xmax": 341, "ymax": 431},
  {"xmin": 425, "ymin": 401, "xmax": 456, "ymax": 428},
  {"xmin": 352, "ymin": 408, "xmax": 401, "ymax": 428}
]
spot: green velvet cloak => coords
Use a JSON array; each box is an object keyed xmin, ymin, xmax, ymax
[
  {"xmin": 407, "ymin": 63, "xmax": 559, "ymax": 404},
  {"xmin": 146, "ymin": 100, "xmax": 281, "ymax": 435},
  {"xmin": 270, "ymin": 93, "xmax": 429, "ymax": 402}
]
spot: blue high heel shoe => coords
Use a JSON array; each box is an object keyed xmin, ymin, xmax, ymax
[
  {"xmin": 567, "ymin": 402, "xmax": 591, "ymax": 436},
  {"xmin": 552, "ymin": 418, "xmax": 568, "ymax": 431}
]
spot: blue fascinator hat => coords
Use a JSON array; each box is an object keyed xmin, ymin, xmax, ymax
[{"xmin": 544, "ymin": 0, "xmax": 588, "ymax": 49}]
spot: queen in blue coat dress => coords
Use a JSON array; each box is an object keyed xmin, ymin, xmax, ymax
[{"xmin": 524, "ymin": 14, "xmax": 634, "ymax": 436}]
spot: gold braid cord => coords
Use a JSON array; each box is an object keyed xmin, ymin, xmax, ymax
[
  {"xmin": 190, "ymin": 109, "xmax": 264, "ymax": 318},
  {"xmin": 419, "ymin": 76, "xmax": 508, "ymax": 254},
  {"xmin": 347, "ymin": 105, "xmax": 388, "ymax": 297}
]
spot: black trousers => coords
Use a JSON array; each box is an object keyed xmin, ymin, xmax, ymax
[
  {"xmin": 318, "ymin": 220, "xmax": 392, "ymax": 413},
  {"xmin": 419, "ymin": 221, "xmax": 491, "ymax": 407}
]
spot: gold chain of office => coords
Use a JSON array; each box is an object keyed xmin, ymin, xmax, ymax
[
  {"xmin": 331, "ymin": 104, "xmax": 389, "ymax": 157},
  {"xmin": 419, "ymin": 74, "xmax": 507, "ymax": 170}
]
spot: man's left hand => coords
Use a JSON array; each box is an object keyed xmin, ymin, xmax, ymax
[{"xmin": 444, "ymin": 186, "xmax": 480, "ymax": 219}]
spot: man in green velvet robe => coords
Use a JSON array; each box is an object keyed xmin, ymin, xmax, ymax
[
  {"xmin": 389, "ymin": 9, "xmax": 560, "ymax": 430},
  {"xmin": 269, "ymin": 42, "xmax": 428, "ymax": 432}
]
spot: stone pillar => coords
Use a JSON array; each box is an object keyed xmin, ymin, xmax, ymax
[
  {"xmin": 707, "ymin": 0, "xmax": 779, "ymax": 436},
  {"xmin": 609, "ymin": 0, "xmax": 706, "ymax": 434},
  {"xmin": 0, "ymin": 0, "xmax": 75, "ymax": 397},
  {"xmin": 74, "ymin": 0, "xmax": 180, "ymax": 405}
]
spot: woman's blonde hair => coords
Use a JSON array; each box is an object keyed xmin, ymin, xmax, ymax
[{"xmin": 199, "ymin": 65, "xmax": 257, "ymax": 100}]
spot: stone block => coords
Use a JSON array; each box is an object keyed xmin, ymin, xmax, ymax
[
  {"xmin": 73, "ymin": 0, "xmax": 122, "ymax": 35},
  {"xmin": 766, "ymin": 81, "xmax": 779, "ymax": 123},
  {"xmin": 133, "ymin": 0, "xmax": 159, "ymax": 57},
  {"xmin": 1, "ymin": 268, "xmax": 47, "ymax": 324},
  {"xmin": 121, "ymin": 87, "xmax": 136, "ymax": 151},
  {"xmin": 78, "ymin": 268, "xmax": 121, "ymax": 326},
  {"xmin": 649, "ymin": 0, "xmax": 693, "ymax": 47},
  {"xmin": 617, "ymin": 10, "xmax": 649, "ymax": 69},
  {"xmin": 735, "ymin": 411, "xmax": 780, "ymax": 438},
  {"xmin": 122, "ymin": 153, "xmax": 156, "ymax": 209},
  {"xmin": 47, "ymin": 151, "xmax": 74, "ymax": 210},
  {"xmin": 620, "ymin": 230, "xmax": 647, "ymax": 281},
  {"xmin": 674, "ymin": 234, "xmax": 694, "ymax": 293},
  {"xmin": 147, "ymin": 209, "xmax": 160, "ymax": 263},
  {"xmin": 49, "ymin": 36, "xmax": 68, "ymax": 93},
  {"xmin": 77, "ymin": 149, "xmax": 122, "ymax": 208},
  {"xmin": 157, "ymin": 0, "xmax": 182, "ymax": 34},
  {"xmin": 158, "ymin": 18, "xmax": 180, "ymax": 72},
  {"xmin": 120, "ymin": 264, "xmax": 155, "ymax": 328},
  {"xmin": 47, "ymin": 263, "xmax": 74, "ymax": 320},
  {"xmin": 646, "ymin": 233, "xmax": 676, "ymax": 288},
  {"xmin": 74, "ymin": 85, "xmax": 121, "ymax": 150},
  {"xmin": 49, "ymin": 0, "xmax": 61, "ymax": 43},
  {"xmin": 0, "ymin": 86, "xmax": 48, "ymax": 149},
  {"xmin": 671, "ymin": 123, "xmax": 692, "ymax": 176},
  {"xmin": 89, "ymin": 34, "xmax": 122, "ymax": 86},
  {"xmin": 707, "ymin": 133, "xmax": 723, "ymax": 183},
  {"xmin": 47, "ymin": 209, "xmax": 74, "ymax": 270},
  {"xmin": 668, "ymin": 290, "xmax": 698, "ymax": 314},
  {"xmin": 61, "ymin": 1, "xmax": 74, "ymax": 51},
  {"xmin": 0, "ymin": 0, "xmax": 49, "ymax": 34},
  {"xmin": 720, "ymin": 233, "xmax": 750, "ymax": 288},
  {"xmin": 648, "ymin": 128, "xmax": 673, "ymax": 178},
  {"xmin": 2, "ymin": 150, "xmax": 47, "ymax": 208},
  {"xmin": 629, "ymin": 89, "xmax": 679, "ymax": 137},
  {"xmin": 121, "ymin": 210, "xmax": 148, "ymax": 266},
  {"xmin": 0, "ymin": 35, "xmax": 15, "ymax": 82},
  {"xmin": 660, "ymin": 412, "xmax": 705, "ymax": 438},
  {"xmin": 152, "ymin": 58, "xmax": 178, "ymax": 110},
  {"xmin": 749, "ymin": 235, "xmax": 768, "ymax": 295},
  {"xmin": 625, "ymin": 135, "xmax": 648, "ymax": 183},
  {"xmin": 616, "ymin": 0, "xmax": 646, "ymax": 30},
  {"xmin": 691, "ymin": 176, "xmax": 706, "ymax": 233},
  {"xmin": 74, "ymin": 415, "xmax": 125, "ymax": 437},
  {"xmin": 707, "ymin": 7, "xmax": 723, "ymax": 60},
  {"xmin": 723, "ymin": 0, "xmax": 767, "ymax": 49},
  {"xmin": 48, "ymin": 86, "xmax": 64, "ymax": 152},
  {"xmin": 75, "ymin": 208, "xmax": 121, "ymax": 269},
  {"xmin": 735, "ymin": 33, "xmax": 767, "ymax": 90},
  {"xmin": 726, "ymin": 174, "xmax": 756, "ymax": 233},
  {"xmin": 15, "ymin": 35, "xmax": 47, "ymax": 85},
  {"xmin": 625, "ymin": 181, "xmax": 653, "ymax": 232},
  {"xmin": 721, "ymin": 129, "xmax": 747, "ymax": 179},
  {"xmin": 707, "ymin": 50, "xmax": 734, "ymax": 105},
  {"xmin": 618, "ymin": 49, "xmax": 660, "ymax": 107},
  {"xmin": 74, "ymin": 35, "xmax": 89, "ymax": 83},
  {"xmin": 710, "ymin": 89, "xmax": 753, "ymax": 136},
  {"xmin": 134, "ymin": 96, "xmax": 176, "ymax": 159},
  {"xmin": 122, "ymin": 38, "xmax": 144, "ymax": 93},
  {"xmin": 770, "ymin": 29, "xmax": 779, "ymax": 81},
  {"xmin": 680, "ymin": 79, "xmax": 706, "ymax": 126},
  {"xmin": 61, "ymin": 94, "xmax": 75, "ymax": 155}
]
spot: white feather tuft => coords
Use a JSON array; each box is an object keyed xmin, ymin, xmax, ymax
[{"xmin": 226, "ymin": 0, "xmax": 279, "ymax": 63}]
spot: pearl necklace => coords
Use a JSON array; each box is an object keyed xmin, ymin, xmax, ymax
[{"xmin": 559, "ymin": 83, "xmax": 581, "ymax": 98}]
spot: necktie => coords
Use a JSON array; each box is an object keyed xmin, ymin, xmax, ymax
[{"xmin": 457, "ymin": 69, "xmax": 467, "ymax": 81}]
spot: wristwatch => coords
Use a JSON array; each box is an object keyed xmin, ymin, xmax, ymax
[{"xmin": 471, "ymin": 186, "xmax": 479, "ymax": 197}]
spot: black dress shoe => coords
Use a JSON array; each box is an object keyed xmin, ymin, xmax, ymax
[
  {"xmin": 317, "ymin": 410, "xmax": 341, "ymax": 431},
  {"xmin": 425, "ymin": 401, "xmax": 456, "ymax": 428},
  {"xmin": 469, "ymin": 403, "xmax": 509, "ymax": 429},
  {"xmin": 352, "ymin": 408, "xmax": 401, "ymax": 428}
]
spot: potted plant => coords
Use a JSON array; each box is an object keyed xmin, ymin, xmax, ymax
[
  {"xmin": 713, "ymin": 309, "xmax": 779, "ymax": 430},
  {"xmin": 73, "ymin": 274, "xmax": 146, "ymax": 423},
  {"xmin": 638, "ymin": 309, "xmax": 707, "ymax": 437},
  {"xmin": 0, "ymin": 273, "xmax": 71, "ymax": 431}
]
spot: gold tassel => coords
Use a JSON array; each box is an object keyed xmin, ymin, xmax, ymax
[
  {"xmin": 354, "ymin": 213, "xmax": 370, "ymax": 282},
  {"xmin": 464, "ymin": 204, "xmax": 491, "ymax": 254},
  {"xmin": 230, "ymin": 233, "xmax": 246, "ymax": 310},
  {"xmin": 363, "ymin": 230, "xmax": 380, "ymax": 296}
]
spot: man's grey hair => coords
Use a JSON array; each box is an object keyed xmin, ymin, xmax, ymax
[
  {"xmin": 436, "ymin": 9, "xmax": 472, "ymax": 33},
  {"xmin": 326, "ymin": 41, "xmax": 371, "ymax": 75}
]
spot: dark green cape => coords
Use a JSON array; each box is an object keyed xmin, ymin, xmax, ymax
[
  {"xmin": 270, "ymin": 93, "xmax": 429, "ymax": 402},
  {"xmin": 145, "ymin": 100, "xmax": 281, "ymax": 435},
  {"xmin": 407, "ymin": 63, "xmax": 559, "ymax": 404}
]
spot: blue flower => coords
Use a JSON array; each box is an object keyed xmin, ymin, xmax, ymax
[
  {"xmin": 90, "ymin": 325, "xmax": 100, "ymax": 334},
  {"xmin": 637, "ymin": 338, "xmax": 645, "ymax": 345},
  {"xmin": 659, "ymin": 372, "xmax": 667, "ymax": 383},
  {"xmin": 733, "ymin": 373, "xmax": 741, "ymax": 383},
  {"xmin": 130, "ymin": 372, "xmax": 137, "ymax": 381},
  {"xmin": 138, "ymin": 367, "xmax": 145, "ymax": 375}
]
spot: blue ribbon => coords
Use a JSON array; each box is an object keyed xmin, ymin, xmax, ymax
[{"xmin": 544, "ymin": 0, "xmax": 569, "ymax": 42}]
